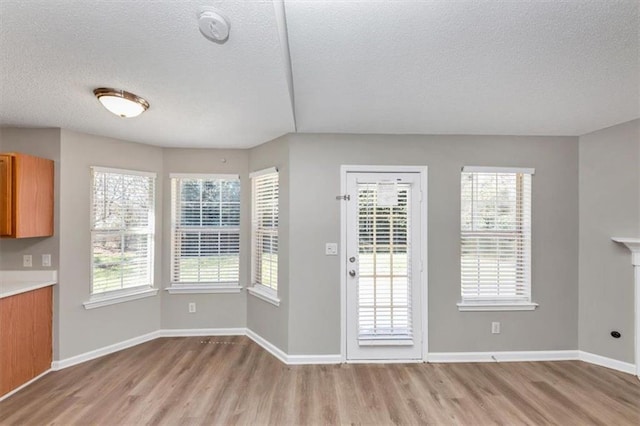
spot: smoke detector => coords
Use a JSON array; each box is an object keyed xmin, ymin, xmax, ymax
[{"xmin": 198, "ymin": 8, "xmax": 230, "ymax": 43}]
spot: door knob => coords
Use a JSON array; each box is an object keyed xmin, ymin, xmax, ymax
[{"xmin": 349, "ymin": 270, "xmax": 356, "ymax": 277}]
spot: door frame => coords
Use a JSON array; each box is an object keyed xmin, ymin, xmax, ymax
[{"xmin": 340, "ymin": 165, "xmax": 428, "ymax": 363}]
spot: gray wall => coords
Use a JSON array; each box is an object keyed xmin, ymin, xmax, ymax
[
  {"xmin": 0, "ymin": 127, "xmax": 62, "ymax": 358},
  {"xmin": 57, "ymin": 130, "xmax": 163, "ymax": 359},
  {"xmin": 247, "ymin": 137, "xmax": 290, "ymax": 352},
  {"xmin": 161, "ymin": 148, "xmax": 248, "ymax": 329},
  {"xmin": 579, "ymin": 119, "xmax": 640, "ymax": 363},
  {"xmin": 287, "ymin": 133, "xmax": 579, "ymax": 355},
  {"xmin": 10, "ymin": 124, "xmax": 638, "ymax": 363}
]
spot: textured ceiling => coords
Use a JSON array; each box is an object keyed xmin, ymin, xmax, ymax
[
  {"xmin": 0, "ymin": 1, "xmax": 638, "ymax": 148},
  {"xmin": 0, "ymin": 1, "xmax": 295, "ymax": 148},
  {"xmin": 287, "ymin": 0, "xmax": 639, "ymax": 136}
]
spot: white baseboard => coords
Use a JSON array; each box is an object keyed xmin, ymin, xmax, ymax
[
  {"xmin": 288, "ymin": 354, "xmax": 342, "ymax": 365},
  {"xmin": 47, "ymin": 330, "xmax": 637, "ymax": 379},
  {"xmin": 427, "ymin": 350, "xmax": 638, "ymax": 376},
  {"xmin": 346, "ymin": 358, "xmax": 423, "ymax": 364},
  {"xmin": 244, "ymin": 329, "xmax": 340, "ymax": 365},
  {"xmin": 160, "ymin": 328, "xmax": 246, "ymax": 337},
  {"xmin": 578, "ymin": 351, "xmax": 636, "ymax": 375},
  {"xmin": 51, "ymin": 330, "xmax": 161, "ymax": 370},
  {"xmin": 245, "ymin": 328, "xmax": 289, "ymax": 364},
  {"xmin": 428, "ymin": 350, "xmax": 579, "ymax": 363},
  {"xmin": 0, "ymin": 368, "xmax": 51, "ymax": 402},
  {"xmin": 51, "ymin": 329, "xmax": 245, "ymax": 370}
]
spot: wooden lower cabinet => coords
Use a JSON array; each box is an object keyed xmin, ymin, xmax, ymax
[{"xmin": 0, "ymin": 286, "xmax": 53, "ymax": 397}]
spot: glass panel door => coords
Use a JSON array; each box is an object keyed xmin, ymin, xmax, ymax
[{"xmin": 346, "ymin": 171, "xmax": 423, "ymax": 361}]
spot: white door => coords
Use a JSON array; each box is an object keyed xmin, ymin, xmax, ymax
[{"xmin": 345, "ymin": 171, "xmax": 423, "ymax": 361}]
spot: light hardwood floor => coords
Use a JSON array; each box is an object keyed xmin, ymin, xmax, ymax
[{"xmin": 1, "ymin": 336, "xmax": 638, "ymax": 425}]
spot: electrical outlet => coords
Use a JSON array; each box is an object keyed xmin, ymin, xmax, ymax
[
  {"xmin": 491, "ymin": 322, "xmax": 501, "ymax": 334},
  {"xmin": 42, "ymin": 254, "xmax": 52, "ymax": 267},
  {"xmin": 23, "ymin": 255, "xmax": 32, "ymax": 268},
  {"xmin": 188, "ymin": 302, "xmax": 196, "ymax": 313}
]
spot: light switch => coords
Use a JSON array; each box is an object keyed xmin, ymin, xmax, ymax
[{"xmin": 325, "ymin": 243, "xmax": 338, "ymax": 256}]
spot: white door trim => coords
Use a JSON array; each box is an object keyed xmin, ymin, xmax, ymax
[{"xmin": 340, "ymin": 165, "xmax": 428, "ymax": 362}]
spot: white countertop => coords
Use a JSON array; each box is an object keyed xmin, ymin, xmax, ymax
[{"xmin": 0, "ymin": 270, "xmax": 57, "ymax": 299}]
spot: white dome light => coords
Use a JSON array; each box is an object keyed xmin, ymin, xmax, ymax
[{"xmin": 93, "ymin": 88, "xmax": 149, "ymax": 118}]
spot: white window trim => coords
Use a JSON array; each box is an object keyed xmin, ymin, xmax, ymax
[
  {"xmin": 169, "ymin": 174, "xmax": 241, "ymax": 289},
  {"xmin": 250, "ymin": 168, "xmax": 279, "ymax": 296},
  {"xmin": 84, "ymin": 286, "xmax": 158, "ymax": 310},
  {"xmin": 247, "ymin": 284, "xmax": 280, "ymax": 306},
  {"xmin": 169, "ymin": 173, "xmax": 239, "ymax": 180},
  {"xmin": 90, "ymin": 167, "xmax": 156, "ymax": 297},
  {"xmin": 457, "ymin": 301, "xmax": 538, "ymax": 312},
  {"xmin": 459, "ymin": 167, "xmax": 536, "ymax": 311},
  {"xmin": 92, "ymin": 166, "xmax": 157, "ymax": 178},
  {"xmin": 462, "ymin": 166, "xmax": 536, "ymax": 175},
  {"xmin": 165, "ymin": 284, "xmax": 242, "ymax": 294},
  {"xmin": 249, "ymin": 166, "xmax": 278, "ymax": 178}
]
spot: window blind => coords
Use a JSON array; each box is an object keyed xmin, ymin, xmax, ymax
[
  {"xmin": 91, "ymin": 167, "xmax": 156, "ymax": 295},
  {"xmin": 170, "ymin": 175, "xmax": 240, "ymax": 285},
  {"xmin": 251, "ymin": 169, "xmax": 278, "ymax": 291},
  {"xmin": 461, "ymin": 168, "xmax": 532, "ymax": 303},
  {"xmin": 357, "ymin": 182, "xmax": 412, "ymax": 340}
]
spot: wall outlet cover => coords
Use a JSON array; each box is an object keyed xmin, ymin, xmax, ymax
[{"xmin": 23, "ymin": 254, "xmax": 32, "ymax": 267}]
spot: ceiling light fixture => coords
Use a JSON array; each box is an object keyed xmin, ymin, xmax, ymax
[{"xmin": 93, "ymin": 88, "xmax": 150, "ymax": 118}]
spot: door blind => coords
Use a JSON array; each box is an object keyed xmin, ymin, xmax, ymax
[
  {"xmin": 171, "ymin": 176, "xmax": 240, "ymax": 285},
  {"xmin": 251, "ymin": 170, "xmax": 278, "ymax": 291},
  {"xmin": 461, "ymin": 169, "xmax": 532, "ymax": 302},
  {"xmin": 91, "ymin": 168, "xmax": 155, "ymax": 295},
  {"xmin": 357, "ymin": 182, "xmax": 412, "ymax": 340}
]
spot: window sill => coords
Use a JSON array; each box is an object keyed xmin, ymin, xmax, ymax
[
  {"xmin": 457, "ymin": 302, "xmax": 539, "ymax": 312},
  {"xmin": 83, "ymin": 287, "xmax": 158, "ymax": 310},
  {"xmin": 247, "ymin": 285, "xmax": 280, "ymax": 307},
  {"xmin": 166, "ymin": 284, "xmax": 243, "ymax": 294},
  {"xmin": 359, "ymin": 338, "xmax": 414, "ymax": 346}
]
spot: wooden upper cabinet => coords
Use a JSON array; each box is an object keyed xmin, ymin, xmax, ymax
[
  {"xmin": 0, "ymin": 154, "xmax": 11, "ymax": 235},
  {"xmin": 0, "ymin": 153, "xmax": 54, "ymax": 238}
]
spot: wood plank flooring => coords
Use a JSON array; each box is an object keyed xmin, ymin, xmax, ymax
[{"xmin": 0, "ymin": 336, "xmax": 638, "ymax": 425}]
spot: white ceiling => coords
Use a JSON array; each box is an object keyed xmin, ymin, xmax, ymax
[
  {"xmin": 287, "ymin": 0, "xmax": 639, "ymax": 136},
  {"xmin": 1, "ymin": 1, "xmax": 638, "ymax": 148}
]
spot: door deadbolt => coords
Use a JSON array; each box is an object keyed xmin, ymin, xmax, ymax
[{"xmin": 349, "ymin": 256, "xmax": 356, "ymax": 263}]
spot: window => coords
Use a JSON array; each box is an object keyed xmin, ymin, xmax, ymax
[
  {"xmin": 248, "ymin": 167, "xmax": 279, "ymax": 305},
  {"xmin": 459, "ymin": 166, "xmax": 537, "ymax": 311},
  {"xmin": 169, "ymin": 174, "xmax": 241, "ymax": 293},
  {"xmin": 90, "ymin": 167, "xmax": 156, "ymax": 300}
]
